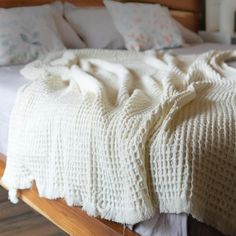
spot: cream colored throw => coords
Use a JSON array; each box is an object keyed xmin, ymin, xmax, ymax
[{"xmin": 2, "ymin": 49, "xmax": 236, "ymax": 235}]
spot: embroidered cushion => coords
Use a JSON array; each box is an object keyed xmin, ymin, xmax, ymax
[
  {"xmin": 0, "ymin": 5, "xmax": 65, "ymax": 66},
  {"xmin": 104, "ymin": 0, "xmax": 184, "ymax": 51}
]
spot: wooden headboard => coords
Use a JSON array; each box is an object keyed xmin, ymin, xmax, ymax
[
  {"xmin": 66, "ymin": 0, "xmax": 201, "ymax": 32},
  {"xmin": 0, "ymin": 0, "xmax": 55, "ymax": 7},
  {"xmin": 0, "ymin": 0, "xmax": 201, "ymax": 32}
]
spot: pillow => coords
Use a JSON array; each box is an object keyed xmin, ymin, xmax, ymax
[
  {"xmin": 64, "ymin": 3, "xmax": 125, "ymax": 49},
  {"xmin": 172, "ymin": 19, "xmax": 203, "ymax": 45},
  {"xmin": 51, "ymin": 2, "xmax": 86, "ymax": 49},
  {"xmin": 159, "ymin": 5, "xmax": 203, "ymax": 45},
  {"xmin": 104, "ymin": 0, "xmax": 184, "ymax": 51},
  {"xmin": 0, "ymin": 5, "xmax": 65, "ymax": 66}
]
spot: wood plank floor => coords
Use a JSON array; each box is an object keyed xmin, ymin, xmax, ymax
[{"xmin": 0, "ymin": 187, "xmax": 68, "ymax": 236}]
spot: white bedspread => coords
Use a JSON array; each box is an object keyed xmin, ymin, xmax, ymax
[
  {"xmin": 1, "ymin": 42, "xmax": 236, "ymax": 153},
  {"xmin": 2, "ymin": 49, "xmax": 236, "ymax": 236},
  {"xmin": 0, "ymin": 57, "xmax": 188, "ymax": 236},
  {"xmin": 0, "ymin": 64, "xmax": 189, "ymax": 236}
]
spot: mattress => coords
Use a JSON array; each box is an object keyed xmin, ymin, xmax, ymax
[{"xmin": 0, "ymin": 43, "xmax": 235, "ymax": 236}]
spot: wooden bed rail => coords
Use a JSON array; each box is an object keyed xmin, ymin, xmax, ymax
[{"xmin": 0, "ymin": 154, "xmax": 137, "ymax": 236}]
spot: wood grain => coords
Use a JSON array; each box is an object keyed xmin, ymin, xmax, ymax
[
  {"xmin": 0, "ymin": 154, "xmax": 137, "ymax": 236},
  {"xmin": 0, "ymin": 0, "xmax": 200, "ymax": 11},
  {"xmin": 0, "ymin": 200, "xmax": 31, "ymax": 221},
  {"xmin": 66, "ymin": 0, "xmax": 103, "ymax": 7},
  {"xmin": 66, "ymin": 0, "xmax": 200, "ymax": 11},
  {"xmin": 0, "ymin": 0, "xmax": 56, "ymax": 8},
  {"xmin": 0, "ymin": 186, "xmax": 67, "ymax": 236},
  {"xmin": 171, "ymin": 10, "xmax": 200, "ymax": 32},
  {"xmin": 116, "ymin": 0, "xmax": 199, "ymax": 12}
]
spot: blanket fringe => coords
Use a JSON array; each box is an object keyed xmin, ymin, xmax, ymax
[{"xmin": 8, "ymin": 189, "xmax": 18, "ymax": 204}]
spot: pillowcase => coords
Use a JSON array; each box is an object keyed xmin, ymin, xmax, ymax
[
  {"xmin": 0, "ymin": 5, "xmax": 65, "ymax": 66},
  {"xmin": 64, "ymin": 3, "xmax": 125, "ymax": 49},
  {"xmin": 51, "ymin": 2, "xmax": 86, "ymax": 49},
  {"xmin": 172, "ymin": 19, "xmax": 203, "ymax": 45},
  {"xmin": 104, "ymin": 0, "xmax": 184, "ymax": 51}
]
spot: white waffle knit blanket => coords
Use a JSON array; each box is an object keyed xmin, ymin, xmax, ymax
[{"xmin": 2, "ymin": 49, "xmax": 236, "ymax": 235}]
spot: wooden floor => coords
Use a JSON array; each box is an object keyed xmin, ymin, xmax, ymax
[
  {"xmin": 0, "ymin": 186, "xmax": 67, "ymax": 236},
  {"xmin": 0, "ymin": 185, "xmax": 226, "ymax": 236}
]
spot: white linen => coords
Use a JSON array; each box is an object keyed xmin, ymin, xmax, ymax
[
  {"xmin": 0, "ymin": 43, "xmax": 236, "ymax": 236},
  {"xmin": 104, "ymin": 0, "xmax": 184, "ymax": 51},
  {"xmin": 172, "ymin": 42, "xmax": 236, "ymax": 55},
  {"xmin": 2, "ymin": 48, "xmax": 236, "ymax": 235},
  {"xmin": 133, "ymin": 213, "xmax": 188, "ymax": 236},
  {"xmin": 0, "ymin": 5, "xmax": 65, "ymax": 66},
  {"xmin": 64, "ymin": 3, "xmax": 125, "ymax": 49},
  {"xmin": 63, "ymin": 3, "xmax": 202, "ymax": 50},
  {"xmin": 51, "ymin": 2, "xmax": 86, "ymax": 49},
  {"xmin": 0, "ymin": 65, "xmax": 26, "ymax": 155},
  {"xmin": 1, "ymin": 43, "xmax": 236, "ymax": 155},
  {"xmin": 0, "ymin": 59, "xmax": 188, "ymax": 236},
  {"xmin": 172, "ymin": 19, "xmax": 203, "ymax": 45}
]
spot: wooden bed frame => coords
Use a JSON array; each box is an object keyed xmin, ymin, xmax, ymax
[
  {"xmin": 0, "ymin": 0, "xmax": 201, "ymax": 31},
  {"xmin": 0, "ymin": 0, "xmax": 201, "ymax": 235}
]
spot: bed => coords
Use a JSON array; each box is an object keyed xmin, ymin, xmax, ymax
[{"xmin": 0, "ymin": 1, "xmax": 235, "ymax": 236}]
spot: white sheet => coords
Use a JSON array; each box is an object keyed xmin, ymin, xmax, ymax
[
  {"xmin": 172, "ymin": 42, "xmax": 236, "ymax": 55},
  {"xmin": 0, "ymin": 65, "xmax": 27, "ymax": 155},
  {"xmin": 0, "ymin": 43, "xmax": 235, "ymax": 236}
]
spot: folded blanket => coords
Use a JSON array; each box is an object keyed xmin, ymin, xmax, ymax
[{"xmin": 2, "ymin": 49, "xmax": 236, "ymax": 235}]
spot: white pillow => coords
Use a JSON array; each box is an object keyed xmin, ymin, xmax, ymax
[
  {"xmin": 51, "ymin": 2, "xmax": 86, "ymax": 49},
  {"xmin": 104, "ymin": 0, "xmax": 184, "ymax": 51},
  {"xmin": 172, "ymin": 19, "xmax": 203, "ymax": 45},
  {"xmin": 64, "ymin": 3, "xmax": 125, "ymax": 49},
  {"xmin": 0, "ymin": 5, "xmax": 65, "ymax": 66}
]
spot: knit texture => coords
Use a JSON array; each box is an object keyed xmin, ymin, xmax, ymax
[{"xmin": 2, "ymin": 49, "xmax": 236, "ymax": 235}]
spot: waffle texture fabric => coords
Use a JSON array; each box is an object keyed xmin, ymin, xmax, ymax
[{"xmin": 2, "ymin": 49, "xmax": 236, "ymax": 236}]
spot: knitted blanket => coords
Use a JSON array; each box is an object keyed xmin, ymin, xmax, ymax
[{"xmin": 2, "ymin": 49, "xmax": 236, "ymax": 235}]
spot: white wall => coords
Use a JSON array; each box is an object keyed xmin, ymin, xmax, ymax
[
  {"xmin": 206, "ymin": 0, "xmax": 236, "ymax": 34},
  {"xmin": 206, "ymin": 0, "xmax": 222, "ymax": 31}
]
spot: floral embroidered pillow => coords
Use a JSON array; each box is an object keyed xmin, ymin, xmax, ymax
[
  {"xmin": 0, "ymin": 5, "xmax": 65, "ymax": 66},
  {"xmin": 104, "ymin": 0, "xmax": 184, "ymax": 51}
]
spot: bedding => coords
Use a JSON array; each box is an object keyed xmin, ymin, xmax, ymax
[
  {"xmin": 51, "ymin": 2, "xmax": 86, "ymax": 49},
  {"xmin": 64, "ymin": 3, "xmax": 125, "ymax": 49},
  {"xmin": 63, "ymin": 2, "xmax": 202, "ymax": 50},
  {"xmin": 0, "ymin": 5, "xmax": 65, "ymax": 66},
  {"xmin": 1, "ymin": 43, "xmax": 235, "ymax": 156},
  {"xmin": 172, "ymin": 19, "xmax": 203, "ymax": 45},
  {"xmin": 0, "ymin": 43, "xmax": 235, "ymax": 236},
  {"xmin": 104, "ymin": 0, "xmax": 184, "ymax": 50},
  {"xmin": 0, "ymin": 65, "xmax": 26, "ymax": 154},
  {"xmin": 0, "ymin": 3, "xmax": 86, "ymax": 66},
  {"xmin": 1, "ymin": 46, "xmax": 236, "ymax": 236}
]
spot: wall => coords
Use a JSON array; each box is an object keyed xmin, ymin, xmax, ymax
[
  {"xmin": 206, "ymin": 0, "xmax": 236, "ymax": 33},
  {"xmin": 206, "ymin": 0, "xmax": 221, "ymax": 31}
]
